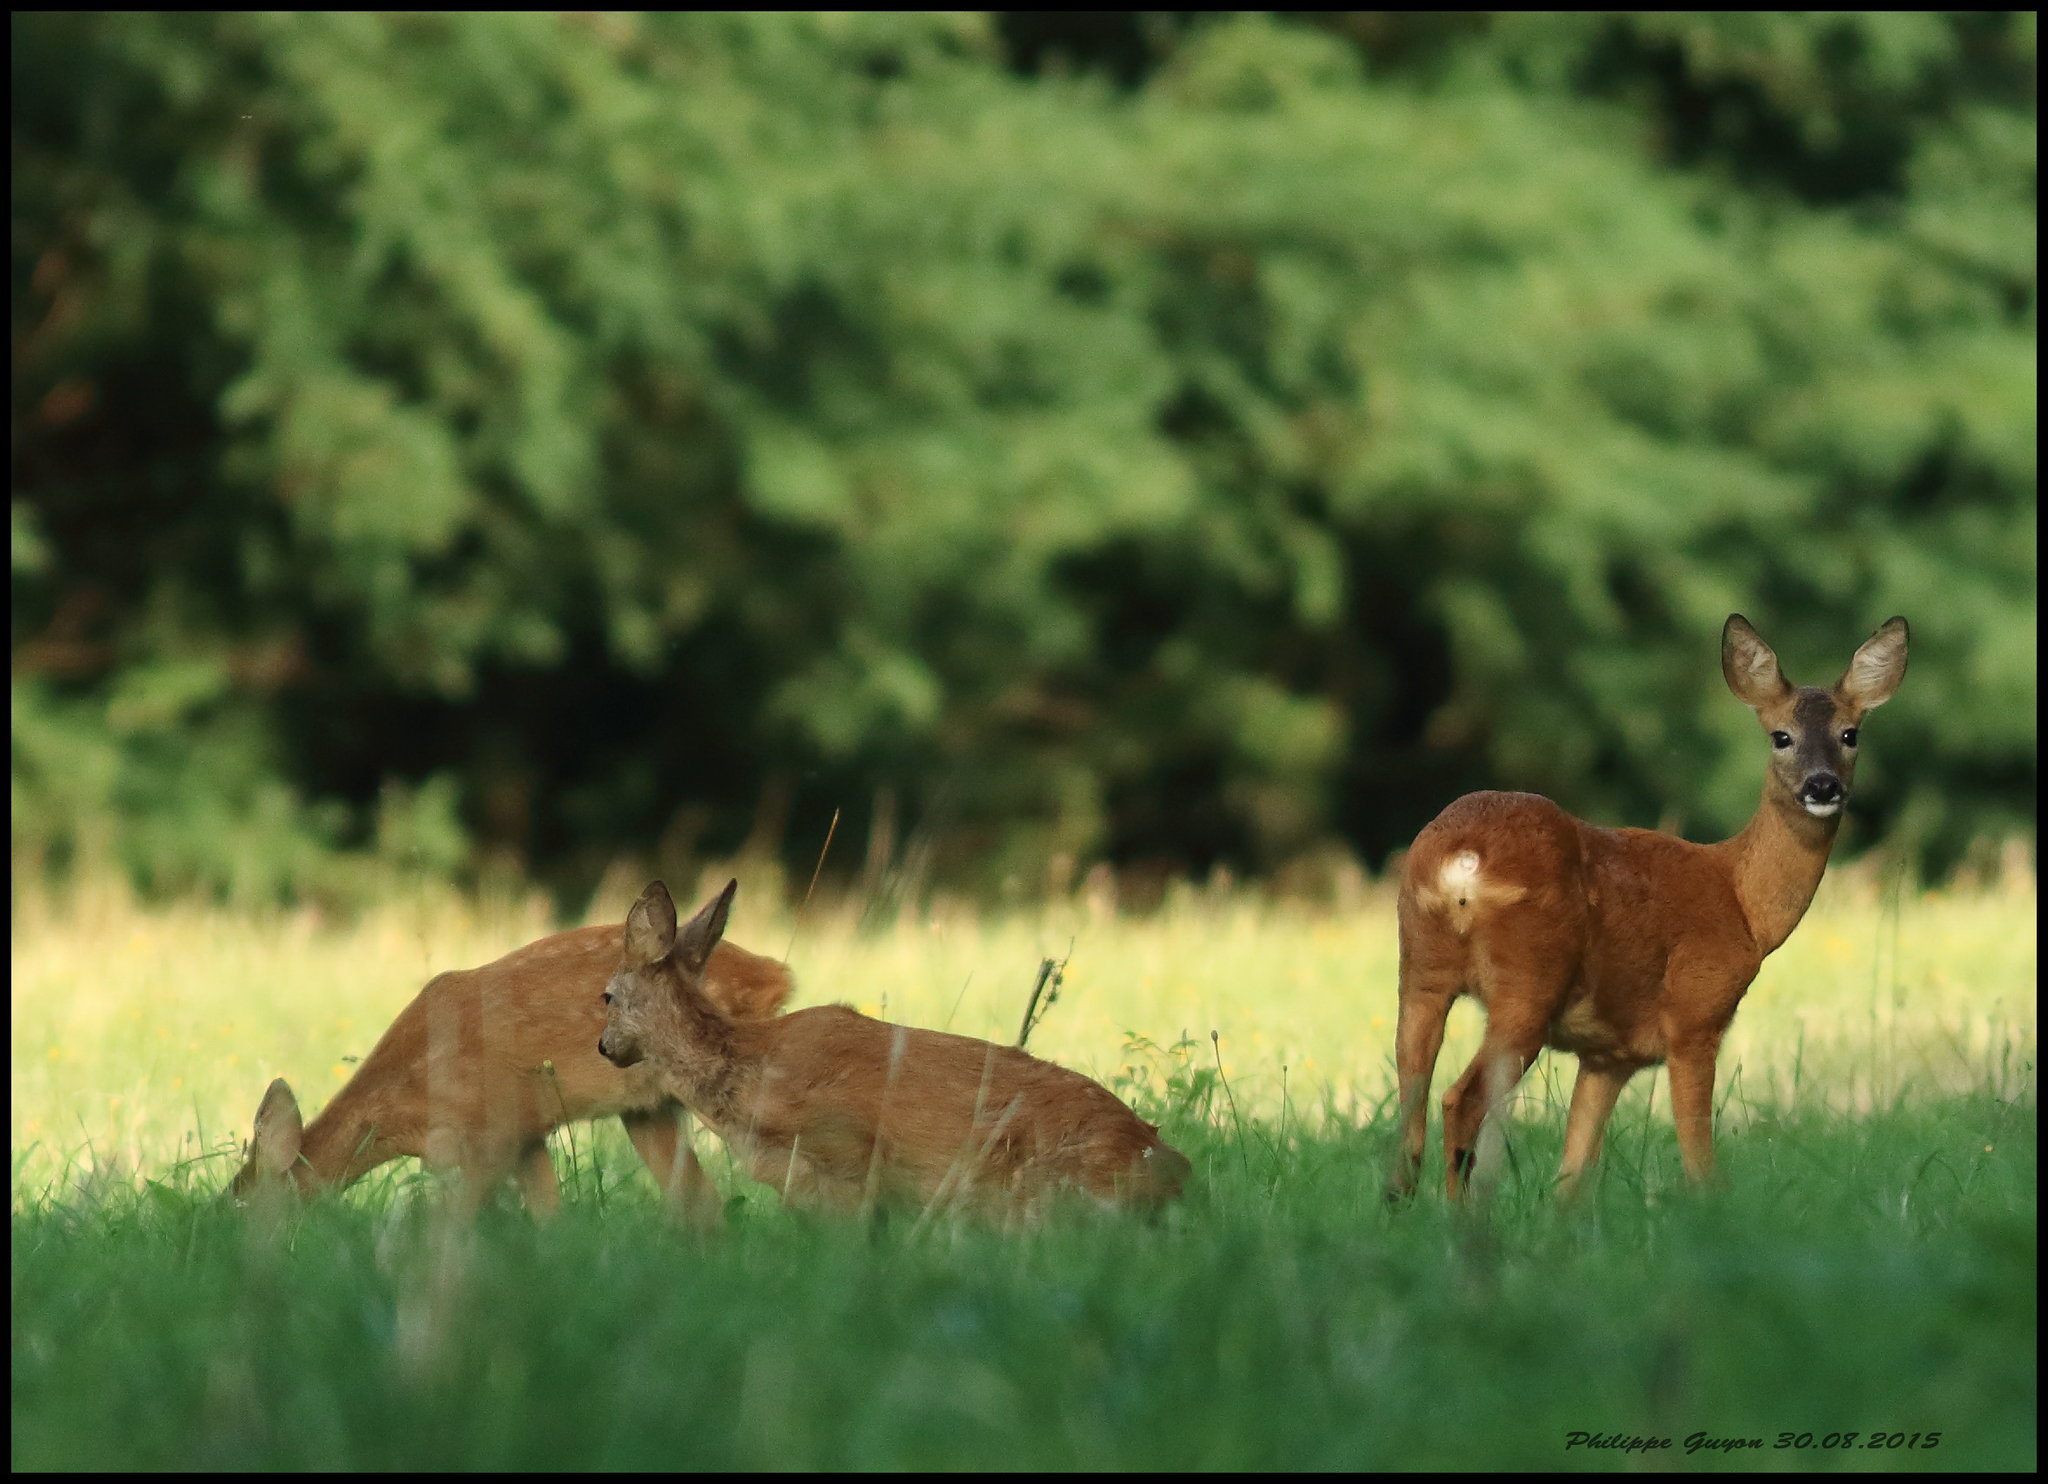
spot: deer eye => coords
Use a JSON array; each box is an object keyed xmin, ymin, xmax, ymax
[
  {"xmin": 1770, "ymin": 731, "xmax": 1793, "ymax": 750},
  {"xmin": 602, "ymin": 991, "xmax": 612, "ymax": 1006},
  {"xmin": 1840, "ymin": 728, "xmax": 1858, "ymax": 747}
]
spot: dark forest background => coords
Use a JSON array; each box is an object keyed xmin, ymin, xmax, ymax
[{"xmin": 12, "ymin": 13, "xmax": 2037, "ymax": 908}]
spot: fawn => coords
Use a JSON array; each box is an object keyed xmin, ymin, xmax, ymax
[
  {"xmin": 228, "ymin": 926, "xmax": 792, "ymax": 1217},
  {"xmin": 1385, "ymin": 614, "xmax": 1909, "ymax": 1201},
  {"xmin": 598, "ymin": 879, "xmax": 1191, "ymax": 1218}
]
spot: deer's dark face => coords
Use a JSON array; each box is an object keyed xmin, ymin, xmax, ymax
[
  {"xmin": 1751, "ymin": 687, "xmax": 1866, "ymax": 819},
  {"xmin": 1723, "ymin": 615, "xmax": 1909, "ymax": 821}
]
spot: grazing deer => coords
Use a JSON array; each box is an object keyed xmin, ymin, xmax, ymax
[
  {"xmin": 227, "ymin": 927, "xmax": 793, "ymax": 1218},
  {"xmin": 1385, "ymin": 614, "xmax": 1909, "ymax": 1201},
  {"xmin": 598, "ymin": 879, "xmax": 1190, "ymax": 1219}
]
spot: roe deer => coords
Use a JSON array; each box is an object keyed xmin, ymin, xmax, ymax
[
  {"xmin": 227, "ymin": 927, "xmax": 793, "ymax": 1218},
  {"xmin": 598, "ymin": 879, "xmax": 1191, "ymax": 1219},
  {"xmin": 1385, "ymin": 614, "xmax": 1909, "ymax": 1201}
]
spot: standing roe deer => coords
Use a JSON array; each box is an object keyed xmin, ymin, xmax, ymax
[
  {"xmin": 1385, "ymin": 614, "xmax": 1909, "ymax": 1201},
  {"xmin": 598, "ymin": 879, "xmax": 1191, "ymax": 1218},
  {"xmin": 228, "ymin": 926, "xmax": 793, "ymax": 1217}
]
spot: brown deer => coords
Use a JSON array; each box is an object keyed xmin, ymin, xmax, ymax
[
  {"xmin": 1385, "ymin": 614, "xmax": 1909, "ymax": 1201},
  {"xmin": 227, "ymin": 927, "xmax": 793, "ymax": 1218},
  {"xmin": 598, "ymin": 879, "xmax": 1191, "ymax": 1219}
]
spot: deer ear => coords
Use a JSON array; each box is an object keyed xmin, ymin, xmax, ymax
[
  {"xmin": 252, "ymin": 1078, "xmax": 303, "ymax": 1177},
  {"xmin": 675, "ymin": 878, "xmax": 737, "ymax": 975},
  {"xmin": 1722, "ymin": 614, "xmax": 1792, "ymax": 710},
  {"xmin": 624, "ymin": 882, "xmax": 679, "ymax": 968},
  {"xmin": 1837, "ymin": 616, "xmax": 1908, "ymax": 711}
]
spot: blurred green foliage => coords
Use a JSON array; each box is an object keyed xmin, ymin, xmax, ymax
[{"xmin": 11, "ymin": 12, "xmax": 2037, "ymax": 903}]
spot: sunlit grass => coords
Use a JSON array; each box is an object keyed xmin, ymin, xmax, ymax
[
  {"xmin": 10, "ymin": 860, "xmax": 2036, "ymax": 1203},
  {"xmin": 9, "ymin": 865, "xmax": 2038, "ymax": 1470}
]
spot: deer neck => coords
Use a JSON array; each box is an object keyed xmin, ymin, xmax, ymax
[
  {"xmin": 658, "ymin": 984, "xmax": 750, "ymax": 1126},
  {"xmin": 1725, "ymin": 785, "xmax": 1840, "ymax": 957},
  {"xmin": 294, "ymin": 1100, "xmax": 378, "ymax": 1189}
]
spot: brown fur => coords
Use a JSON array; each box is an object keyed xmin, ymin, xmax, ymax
[
  {"xmin": 1385, "ymin": 615, "xmax": 1909, "ymax": 1201},
  {"xmin": 600, "ymin": 880, "xmax": 1190, "ymax": 1219},
  {"xmin": 227, "ymin": 927, "xmax": 793, "ymax": 1218}
]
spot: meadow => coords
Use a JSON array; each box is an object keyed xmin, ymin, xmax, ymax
[{"xmin": 11, "ymin": 862, "xmax": 2038, "ymax": 1469}]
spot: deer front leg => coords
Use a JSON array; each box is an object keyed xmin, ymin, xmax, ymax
[
  {"xmin": 1662, "ymin": 946, "xmax": 1750, "ymax": 1184},
  {"xmin": 1665, "ymin": 1042, "xmax": 1722, "ymax": 1182},
  {"xmin": 517, "ymin": 1142, "xmax": 561, "ymax": 1219},
  {"xmin": 623, "ymin": 1106, "xmax": 724, "ymax": 1226},
  {"xmin": 1555, "ymin": 1061, "xmax": 1632, "ymax": 1197}
]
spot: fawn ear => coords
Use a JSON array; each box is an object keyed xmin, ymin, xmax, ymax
[
  {"xmin": 1722, "ymin": 614, "xmax": 1792, "ymax": 710},
  {"xmin": 624, "ymin": 881, "xmax": 679, "ymax": 967},
  {"xmin": 251, "ymin": 1078, "xmax": 303, "ymax": 1177},
  {"xmin": 1837, "ymin": 616, "xmax": 1908, "ymax": 712},
  {"xmin": 675, "ymin": 878, "xmax": 737, "ymax": 976}
]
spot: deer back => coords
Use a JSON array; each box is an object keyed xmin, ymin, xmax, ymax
[
  {"xmin": 231, "ymin": 927, "xmax": 790, "ymax": 1195},
  {"xmin": 723, "ymin": 1005, "xmax": 1187, "ymax": 1212}
]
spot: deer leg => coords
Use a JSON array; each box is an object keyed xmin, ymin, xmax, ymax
[
  {"xmin": 623, "ymin": 1105, "xmax": 723, "ymax": 1226},
  {"xmin": 516, "ymin": 1142, "xmax": 561, "ymax": 1220},
  {"xmin": 1437, "ymin": 1050, "xmax": 1484, "ymax": 1196},
  {"xmin": 1665, "ymin": 1041, "xmax": 1723, "ymax": 1182},
  {"xmin": 1385, "ymin": 978, "xmax": 1455, "ymax": 1202},
  {"xmin": 1661, "ymin": 946, "xmax": 1750, "ymax": 1184},
  {"xmin": 1556, "ymin": 1061, "xmax": 1632, "ymax": 1197},
  {"xmin": 1441, "ymin": 1016, "xmax": 1547, "ymax": 1201},
  {"xmin": 1443, "ymin": 918, "xmax": 1578, "ymax": 1200}
]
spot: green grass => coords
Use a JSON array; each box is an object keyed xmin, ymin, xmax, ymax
[{"xmin": 10, "ymin": 867, "xmax": 2039, "ymax": 1469}]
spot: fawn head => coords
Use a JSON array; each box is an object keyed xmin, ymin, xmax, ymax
[
  {"xmin": 598, "ymin": 879, "xmax": 736, "ymax": 1069},
  {"xmin": 1722, "ymin": 614, "xmax": 1909, "ymax": 821},
  {"xmin": 223, "ymin": 1077, "xmax": 305, "ymax": 1205}
]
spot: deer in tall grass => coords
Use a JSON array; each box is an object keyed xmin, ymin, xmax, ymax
[
  {"xmin": 227, "ymin": 925, "xmax": 793, "ymax": 1218},
  {"xmin": 1385, "ymin": 614, "xmax": 1909, "ymax": 1201},
  {"xmin": 598, "ymin": 879, "xmax": 1191, "ymax": 1219}
]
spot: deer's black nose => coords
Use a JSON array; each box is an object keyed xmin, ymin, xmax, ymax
[{"xmin": 1800, "ymin": 775, "xmax": 1843, "ymax": 805}]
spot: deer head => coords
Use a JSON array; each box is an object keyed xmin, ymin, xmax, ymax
[{"xmin": 1722, "ymin": 614, "xmax": 1909, "ymax": 821}]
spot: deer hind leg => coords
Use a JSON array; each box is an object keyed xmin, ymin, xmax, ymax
[
  {"xmin": 1442, "ymin": 914, "xmax": 1583, "ymax": 1200},
  {"xmin": 1440, "ymin": 970, "xmax": 1553, "ymax": 1202},
  {"xmin": 1441, "ymin": 1032, "xmax": 1544, "ymax": 1200},
  {"xmin": 1385, "ymin": 956, "xmax": 1460, "ymax": 1203},
  {"xmin": 1555, "ymin": 1061, "xmax": 1633, "ymax": 1197},
  {"xmin": 623, "ymin": 1106, "xmax": 723, "ymax": 1226}
]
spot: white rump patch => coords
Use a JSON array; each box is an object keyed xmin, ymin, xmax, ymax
[
  {"xmin": 1439, "ymin": 851, "xmax": 1482, "ymax": 901},
  {"xmin": 1417, "ymin": 847, "xmax": 1525, "ymax": 933}
]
